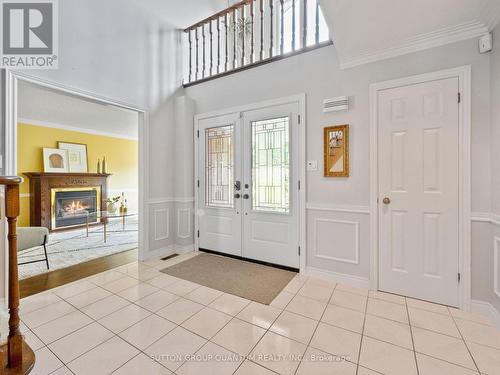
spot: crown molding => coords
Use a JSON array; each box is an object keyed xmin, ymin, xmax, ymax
[
  {"xmin": 339, "ymin": 20, "xmax": 488, "ymax": 69},
  {"xmin": 18, "ymin": 118, "xmax": 138, "ymax": 141}
]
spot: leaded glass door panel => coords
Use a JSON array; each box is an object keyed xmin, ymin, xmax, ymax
[
  {"xmin": 242, "ymin": 103, "xmax": 299, "ymax": 268},
  {"xmin": 198, "ymin": 113, "xmax": 242, "ymax": 256}
]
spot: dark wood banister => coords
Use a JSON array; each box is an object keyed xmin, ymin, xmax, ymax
[
  {"xmin": 0, "ymin": 176, "xmax": 35, "ymax": 374},
  {"xmin": 184, "ymin": 0, "xmax": 253, "ymax": 32},
  {"xmin": 183, "ymin": 0, "xmax": 332, "ymax": 86}
]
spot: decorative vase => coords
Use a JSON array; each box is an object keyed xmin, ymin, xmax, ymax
[
  {"xmin": 102, "ymin": 157, "xmax": 107, "ymax": 174},
  {"xmin": 107, "ymin": 202, "xmax": 117, "ymax": 213},
  {"xmin": 97, "ymin": 159, "xmax": 101, "ymax": 174}
]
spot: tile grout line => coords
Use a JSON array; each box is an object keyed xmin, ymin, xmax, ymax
[
  {"xmin": 405, "ymin": 297, "xmax": 421, "ymax": 375},
  {"xmin": 292, "ymin": 281, "xmax": 339, "ymax": 375},
  {"xmin": 229, "ymin": 274, "xmax": 309, "ymax": 375},
  {"xmin": 355, "ymin": 288, "xmax": 369, "ymax": 375},
  {"xmin": 448, "ymin": 306, "xmax": 482, "ymax": 374}
]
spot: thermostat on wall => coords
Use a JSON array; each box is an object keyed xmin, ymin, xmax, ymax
[{"xmin": 479, "ymin": 33, "xmax": 493, "ymax": 54}]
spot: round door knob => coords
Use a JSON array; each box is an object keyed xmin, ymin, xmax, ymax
[
  {"xmin": 243, "ymin": 194, "xmax": 250, "ymax": 199},
  {"xmin": 383, "ymin": 197, "xmax": 391, "ymax": 205},
  {"xmin": 234, "ymin": 193, "xmax": 241, "ymax": 199}
]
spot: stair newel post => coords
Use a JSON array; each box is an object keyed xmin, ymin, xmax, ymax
[{"xmin": 4, "ymin": 178, "xmax": 22, "ymax": 368}]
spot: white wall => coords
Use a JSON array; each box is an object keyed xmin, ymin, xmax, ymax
[
  {"xmin": 488, "ymin": 25, "xmax": 500, "ymax": 313},
  {"xmin": 0, "ymin": 0, "xmax": 187, "ymax": 309},
  {"xmin": 186, "ymin": 38, "xmax": 492, "ymax": 293}
]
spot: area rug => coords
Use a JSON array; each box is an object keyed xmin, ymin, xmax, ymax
[
  {"xmin": 18, "ymin": 217, "xmax": 139, "ymax": 279},
  {"xmin": 161, "ymin": 252, "xmax": 297, "ymax": 305}
]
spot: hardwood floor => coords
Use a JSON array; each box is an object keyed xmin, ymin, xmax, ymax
[{"xmin": 19, "ymin": 249, "xmax": 138, "ymax": 298}]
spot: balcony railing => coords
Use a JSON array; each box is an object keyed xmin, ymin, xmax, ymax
[{"xmin": 183, "ymin": 0, "xmax": 331, "ymax": 86}]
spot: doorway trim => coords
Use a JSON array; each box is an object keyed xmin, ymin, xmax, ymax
[
  {"xmin": 194, "ymin": 94, "xmax": 306, "ymax": 272},
  {"xmin": 2, "ymin": 69, "xmax": 149, "ymax": 300},
  {"xmin": 369, "ymin": 66, "xmax": 471, "ymax": 310}
]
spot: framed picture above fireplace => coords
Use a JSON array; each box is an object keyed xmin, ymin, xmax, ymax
[
  {"xmin": 58, "ymin": 142, "xmax": 88, "ymax": 172},
  {"xmin": 43, "ymin": 148, "xmax": 69, "ymax": 173}
]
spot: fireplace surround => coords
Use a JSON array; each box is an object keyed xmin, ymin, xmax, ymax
[
  {"xmin": 51, "ymin": 187, "xmax": 101, "ymax": 229},
  {"xmin": 25, "ymin": 172, "xmax": 110, "ymax": 231}
]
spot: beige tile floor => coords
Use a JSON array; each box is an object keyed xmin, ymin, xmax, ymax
[{"xmin": 20, "ymin": 252, "xmax": 500, "ymax": 375}]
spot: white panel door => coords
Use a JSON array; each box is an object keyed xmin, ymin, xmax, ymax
[
  {"xmin": 198, "ymin": 113, "xmax": 242, "ymax": 256},
  {"xmin": 242, "ymin": 103, "xmax": 299, "ymax": 268},
  {"xmin": 378, "ymin": 77, "xmax": 460, "ymax": 307},
  {"xmin": 197, "ymin": 102, "xmax": 300, "ymax": 268}
]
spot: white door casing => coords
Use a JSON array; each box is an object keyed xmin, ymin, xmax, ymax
[
  {"xmin": 195, "ymin": 96, "xmax": 304, "ymax": 269},
  {"xmin": 370, "ymin": 66, "xmax": 471, "ymax": 310}
]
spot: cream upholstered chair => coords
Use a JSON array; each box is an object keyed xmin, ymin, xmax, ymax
[{"xmin": 17, "ymin": 227, "xmax": 50, "ymax": 269}]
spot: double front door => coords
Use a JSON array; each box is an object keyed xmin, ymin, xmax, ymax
[{"xmin": 197, "ymin": 102, "xmax": 299, "ymax": 268}]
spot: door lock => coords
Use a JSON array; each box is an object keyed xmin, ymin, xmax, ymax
[{"xmin": 382, "ymin": 197, "xmax": 391, "ymax": 205}]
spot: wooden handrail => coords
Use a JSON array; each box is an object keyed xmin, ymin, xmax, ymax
[
  {"xmin": 184, "ymin": 0, "xmax": 252, "ymax": 32},
  {"xmin": 0, "ymin": 176, "xmax": 35, "ymax": 374},
  {"xmin": 183, "ymin": 0, "xmax": 331, "ymax": 85}
]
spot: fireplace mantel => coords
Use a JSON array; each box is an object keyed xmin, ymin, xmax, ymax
[{"xmin": 24, "ymin": 172, "xmax": 111, "ymax": 231}]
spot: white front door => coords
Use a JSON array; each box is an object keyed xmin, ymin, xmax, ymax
[
  {"xmin": 197, "ymin": 102, "xmax": 300, "ymax": 268},
  {"xmin": 198, "ymin": 113, "xmax": 242, "ymax": 256},
  {"xmin": 378, "ymin": 77, "xmax": 460, "ymax": 306}
]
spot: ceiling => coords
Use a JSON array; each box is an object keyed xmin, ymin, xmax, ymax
[
  {"xmin": 18, "ymin": 81, "xmax": 139, "ymax": 139},
  {"xmin": 319, "ymin": 0, "xmax": 500, "ymax": 69},
  {"xmin": 127, "ymin": 0, "xmax": 230, "ymax": 28}
]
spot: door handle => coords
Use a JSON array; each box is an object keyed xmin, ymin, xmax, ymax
[
  {"xmin": 243, "ymin": 194, "xmax": 250, "ymax": 199},
  {"xmin": 234, "ymin": 181, "xmax": 241, "ymax": 191},
  {"xmin": 234, "ymin": 193, "xmax": 241, "ymax": 199},
  {"xmin": 383, "ymin": 197, "xmax": 391, "ymax": 205}
]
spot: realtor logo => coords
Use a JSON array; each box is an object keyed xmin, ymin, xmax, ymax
[{"xmin": 1, "ymin": 0, "xmax": 58, "ymax": 69}]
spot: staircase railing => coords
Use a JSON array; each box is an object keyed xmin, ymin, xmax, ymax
[
  {"xmin": 0, "ymin": 176, "xmax": 35, "ymax": 374},
  {"xmin": 183, "ymin": 0, "xmax": 331, "ymax": 86}
]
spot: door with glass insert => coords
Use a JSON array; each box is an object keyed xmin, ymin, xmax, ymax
[
  {"xmin": 197, "ymin": 103, "xmax": 299, "ymax": 268},
  {"xmin": 242, "ymin": 103, "xmax": 299, "ymax": 268},
  {"xmin": 198, "ymin": 113, "xmax": 242, "ymax": 256}
]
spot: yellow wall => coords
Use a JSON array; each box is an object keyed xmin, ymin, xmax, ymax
[{"xmin": 18, "ymin": 123, "xmax": 138, "ymax": 226}]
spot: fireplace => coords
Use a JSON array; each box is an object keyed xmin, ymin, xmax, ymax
[{"xmin": 51, "ymin": 187, "xmax": 101, "ymax": 229}]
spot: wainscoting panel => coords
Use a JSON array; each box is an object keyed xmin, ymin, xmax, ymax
[
  {"xmin": 154, "ymin": 208, "xmax": 169, "ymax": 241},
  {"xmin": 177, "ymin": 208, "xmax": 191, "ymax": 239},
  {"xmin": 148, "ymin": 200, "xmax": 175, "ymax": 252},
  {"xmin": 306, "ymin": 205, "xmax": 370, "ymax": 279},
  {"xmin": 313, "ymin": 218, "xmax": 359, "ymax": 264}
]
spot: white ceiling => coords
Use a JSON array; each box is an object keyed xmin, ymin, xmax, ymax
[
  {"xmin": 127, "ymin": 0, "xmax": 229, "ymax": 29},
  {"xmin": 319, "ymin": 0, "xmax": 500, "ymax": 69},
  {"xmin": 18, "ymin": 81, "xmax": 139, "ymax": 139}
]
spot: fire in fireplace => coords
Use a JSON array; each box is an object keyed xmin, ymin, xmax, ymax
[{"xmin": 51, "ymin": 187, "xmax": 101, "ymax": 229}]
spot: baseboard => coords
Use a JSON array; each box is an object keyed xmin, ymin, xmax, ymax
[
  {"xmin": 175, "ymin": 244, "xmax": 195, "ymax": 254},
  {"xmin": 142, "ymin": 245, "xmax": 176, "ymax": 261},
  {"xmin": 304, "ymin": 266, "xmax": 370, "ymax": 289},
  {"xmin": 471, "ymin": 299, "xmax": 500, "ymax": 329}
]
